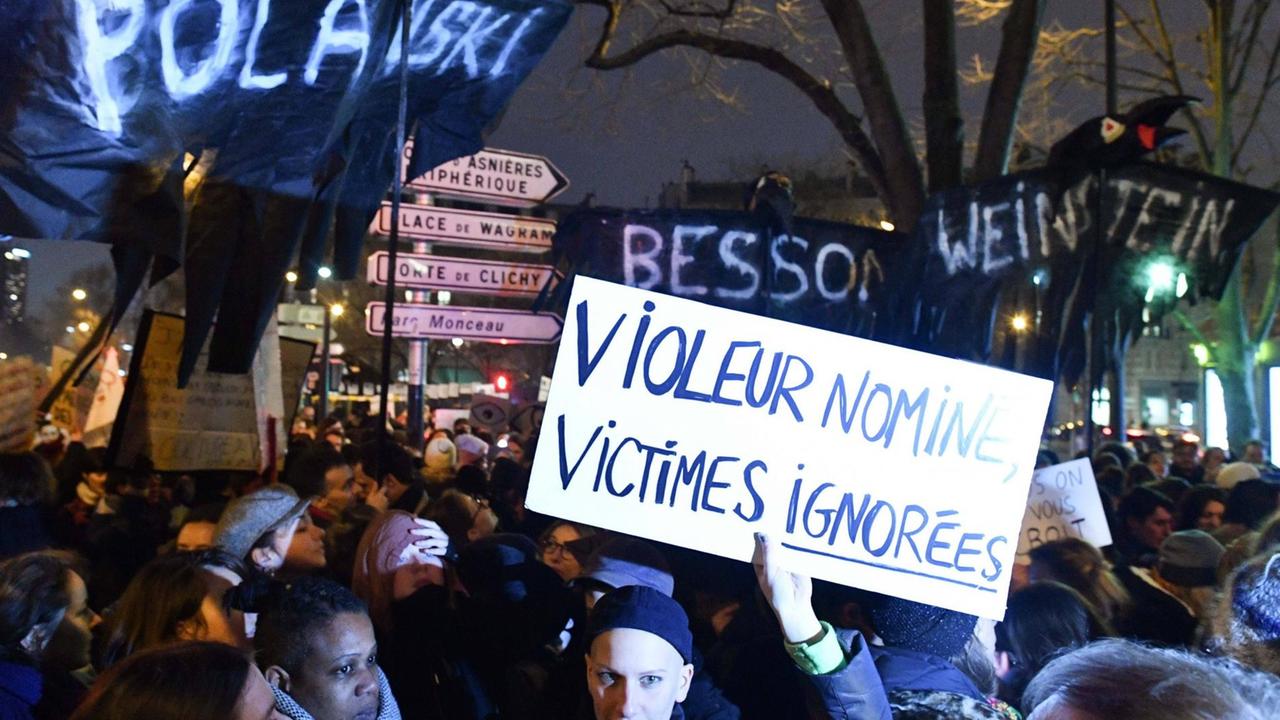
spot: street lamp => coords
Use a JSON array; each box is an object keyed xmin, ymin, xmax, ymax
[
  {"xmin": 285, "ymin": 271, "xmax": 298, "ymax": 284},
  {"xmin": 319, "ymin": 302, "xmax": 344, "ymax": 421},
  {"xmin": 76, "ymin": 321, "xmax": 90, "ymax": 333},
  {"xmin": 71, "ymin": 288, "xmax": 87, "ymax": 301},
  {"xmin": 1010, "ymin": 314, "xmax": 1029, "ymax": 332},
  {"xmin": 879, "ymin": 220, "xmax": 896, "ymax": 232}
]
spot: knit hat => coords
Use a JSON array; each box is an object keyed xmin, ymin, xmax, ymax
[
  {"xmin": 587, "ymin": 585, "xmax": 693, "ymax": 663},
  {"xmin": 1230, "ymin": 552, "xmax": 1280, "ymax": 641},
  {"xmin": 1158, "ymin": 530, "xmax": 1225, "ymax": 587},
  {"xmin": 1217, "ymin": 461, "xmax": 1261, "ymax": 490},
  {"xmin": 575, "ymin": 536, "xmax": 675, "ymax": 597},
  {"xmin": 213, "ymin": 485, "xmax": 310, "ymax": 562},
  {"xmin": 455, "ymin": 433, "xmax": 489, "ymax": 464},
  {"xmin": 869, "ymin": 595, "xmax": 977, "ymax": 659},
  {"xmin": 352, "ymin": 510, "xmax": 440, "ymax": 632},
  {"xmin": 424, "ymin": 438, "xmax": 456, "ymax": 479}
]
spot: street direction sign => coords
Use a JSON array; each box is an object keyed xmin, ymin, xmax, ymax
[
  {"xmin": 365, "ymin": 303, "xmax": 562, "ymax": 344},
  {"xmin": 371, "ymin": 202, "xmax": 555, "ymax": 252},
  {"xmin": 405, "ymin": 144, "xmax": 569, "ymax": 206},
  {"xmin": 366, "ymin": 252, "xmax": 556, "ymax": 297}
]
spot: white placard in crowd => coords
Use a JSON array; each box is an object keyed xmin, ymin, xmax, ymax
[
  {"xmin": 1014, "ymin": 458, "xmax": 1113, "ymax": 565},
  {"xmin": 527, "ymin": 276, "xmax": 1054, "ymax": 620}
]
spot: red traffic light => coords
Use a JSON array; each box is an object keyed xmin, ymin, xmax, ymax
[{"xmin": 494, "ymin": 374, "xmax": 510, "ymax": 392}]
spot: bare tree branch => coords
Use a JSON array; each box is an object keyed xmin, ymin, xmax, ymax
[
  {"xmin": 972, "ymin": 0, "xmax": 1046, "ymax": 182},
  {"xmin": 817, "ymin": 0, "xmax": 924, "ymax": 228},
  {"xmin": 1229, "ymin": 0, "xmax": 1272, "ymax": 96},
  {"xmin": 1232, "ymin": 33, "xmax": 1280, "ymax": 169},
  {"xmin": 1252, "ymin": 211, "xmax": 1280, "ymax": 345},
  {"xmin": 1119, "ymin": 1, "xmax": 1213, "ymax": 166},
  {"xmin": 657, "ymin": 0, "xmax": 738, "ymax": 19},
  {"xmin": 1172, "ymin": 308, "xmax": 1213, "ymax": 351},
  {"xmin": 923, "ymin": 0, "xmax": 964, "ymax": 192},
  {"xmin": 580, "ymin": 10, "xmax": 891, "ymax": 206}
]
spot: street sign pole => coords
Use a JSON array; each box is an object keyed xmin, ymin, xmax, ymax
[
  {"xmin": 378, "ymin": 0, "xmax": 410, "ymax": 465},
  {"xmin": 406, "ymin": 229, "xmax": 430, "ymax": 450}
]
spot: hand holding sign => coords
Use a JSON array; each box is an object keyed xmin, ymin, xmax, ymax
[{"xmin": 753, "ymin": 533, "xmax": 821, "ymax": 644}]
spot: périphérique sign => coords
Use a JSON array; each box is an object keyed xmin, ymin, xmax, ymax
[
  {"xmin": 365, "ymin": 302, "xmax": 562, "ymax": 343},
  {"xmin": 526, "ymin": 276, "xmax": 1054, "ymax": 620},
  {"xmin": 366, "ymin": 251, "xmax": 556, "ymax": 296},
  {"xmin": 404, "ymin": 143, "xmax": 568, "ymax": 206},
  {"xmin": 372, "ymin": 202, "xmax": 555, "ymax": 251}
]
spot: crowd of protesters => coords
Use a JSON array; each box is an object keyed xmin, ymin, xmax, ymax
[{"xmin": 4, "ymin": 411, "xmax": 1280, "ymax": 719}]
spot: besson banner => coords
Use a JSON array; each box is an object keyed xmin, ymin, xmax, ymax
[{"xmin": 528, "ymin": 276, "xmax": 1054, "ymax": 620}]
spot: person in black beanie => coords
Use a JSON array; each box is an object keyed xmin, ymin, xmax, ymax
[{"xmin": 585, "ymin": 585, "xmax": 695, "ymax": 720}]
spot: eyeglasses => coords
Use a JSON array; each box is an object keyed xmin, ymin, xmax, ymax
[{"xmin": 540, "ymin": 538, "xmax": 575, "ymax": 558}]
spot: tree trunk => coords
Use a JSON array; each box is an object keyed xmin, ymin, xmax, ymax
[
  {"xmin": 972, "ymin": 0, "xmax": 1046, "ymax": 182},
  {"xmin": 819, "ymin": 0, "xmax": 926, "ymax": 230},
  {"xmin": 922, "ymin": 0, "xmax": 963, "ymax": 192},
  {"xmin": 1215, "ymin": 271, "xmax": 1261, "ymax": 453},
  {"xmin": 1207, "ymin": 0, "xmax": 1258, "ymax": 453}
]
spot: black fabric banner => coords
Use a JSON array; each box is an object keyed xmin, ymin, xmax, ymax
[
  {"xmin": 0, "ymin": 0, "xmax": 570, "ymax": 383},
  {"xmin": 906, "ymin": 162, "xmax": 1280, "ymax": 382},
  {"xmin": 552, "ymin": 208, "xmax": 898, "ymax": 337},
  {"xmin": 555, "ymin": 163, "xmax": 1278, "ymax": 388}
]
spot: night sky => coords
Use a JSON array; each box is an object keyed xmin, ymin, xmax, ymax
[{"xmin": 18, "ymin": 2, "xmax": 1261, "ymax": 330}]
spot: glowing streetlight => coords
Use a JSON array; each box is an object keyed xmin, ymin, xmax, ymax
[
  {"xmin": 879, "ymin": 220, "xmax": 896, "ymax": 232},
  {"xmin": 285, "ymin": 271, "xmax": 298, "ymax": 284},
  {"xmin": 65, "ymin": 326, "xmax": 75, "ymax": 334},
  {"xmin": 0, "ymin": 353, "xmax": 7, "ymax": 360},
  {"xmin": 451, "ymin": 338, "xmax": 464, "ymax": 348},
  {"xmin": 317, "ymin": 266, "xmax": 333, "ymax": 279},
  {"xmin": 76, "ymin": 321, "xmax": 91, "ymax": 332},
  {"xmin": 1010, "ymin": 314, "xmax": 1029, "ymax": 332},
  {"xmin": 329, "ymin": 303, "xmax": 345, "ymax": 318},
  {"xmin": 71, "ymin": 288, "xmax": 87, "ymax": 301},
  {"xmin": 121, "ymin": 343, "xmax": 133, "ymax": 352}
]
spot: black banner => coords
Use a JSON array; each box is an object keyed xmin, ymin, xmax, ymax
[
  {"xmin": 555, "ymin": 164, "xmax": 1279, "ymax": 387},
  {"xmin": 0, "ymin": 0, "xmax": 570, "ymax": 383},
  {"xmin": 553, "ymin": 208, "xmax": 897, "ymax": 337}
]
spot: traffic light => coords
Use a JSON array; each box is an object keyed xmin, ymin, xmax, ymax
[{"xmin": 494, "ymin": 373, "xmax": 510, "ymax": 392}]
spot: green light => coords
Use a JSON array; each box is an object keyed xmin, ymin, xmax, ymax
[{"xmin": 1192, "ymin": 343, "xmax": 1211, "ymax": 367}]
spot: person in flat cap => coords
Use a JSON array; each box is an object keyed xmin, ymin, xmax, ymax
[
  {"xmin": 213, "ymin": 486, "xmax": 316, "ymax": 577},
  {"xmin": 585, "ymin": 585, "xmax": 695, "ymax": 720}
]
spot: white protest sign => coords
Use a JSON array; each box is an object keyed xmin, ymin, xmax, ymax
[
  {"xmin": 527, "ymin": 277, "xmax": 1053, "ymax": 620},
  {"xmin": 1014, "ymin": 458, "xmax": 1112, "ymax": 565}
]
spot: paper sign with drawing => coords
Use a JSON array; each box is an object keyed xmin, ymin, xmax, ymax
[{"xmin": 528, "ymin": 276, "xmax": 1054, "ymax": 620}]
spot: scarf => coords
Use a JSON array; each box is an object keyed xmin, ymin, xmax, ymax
[{"xmin": 271, "ymin": 667, "xmax": 402, "ymax": 720}]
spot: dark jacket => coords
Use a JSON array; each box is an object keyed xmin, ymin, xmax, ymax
[
  {"xmin": 799, "ymin": 631, "xmax": 892, "ymax": 720},
  {"xmin": 0, "ymin": 661, "xmax": 85, "ymax": 720},
  {"xmin": 0, "ymin": 660, "xmax": 39, "ymax": 720},
  {"xmin": 805, "ymin": 630, "xmax": 1003, "ymax": 719},
  {"xmin": 0, "ymin": 505, "xmax": 52, "ymax": 560},
  {"xmin": 1115, "ymin": 566, "xmax": 1197, "ymax": 647}
]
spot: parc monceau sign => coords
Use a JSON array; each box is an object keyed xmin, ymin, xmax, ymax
[{"xmin": 0, "ymin": 0, "xmax": 569, "ymax": 383}]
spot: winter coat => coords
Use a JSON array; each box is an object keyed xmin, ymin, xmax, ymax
[
  {"xmin": 805, "ymin": 630, "xmax": 1008, "ymax": 720},
  {"xmin": 0, "ymin": 505, "xmax": 52, "ymax": 560},
  {"xmin": 271, "ymin": 667, "xmax": 402, "ymax": 720},
  {"xmin": 0, "ymin": 660, "xmax": 39, "ymax": 720}
]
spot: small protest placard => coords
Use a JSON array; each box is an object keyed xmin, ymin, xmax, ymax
[
  {"xmin": 1015, "ymin": 458, "xmax": 1112, "ymax": 565},
  {"xmin": 109, "ymin": 313, "xmax": 282, "ymax": 472},
  {"xmin": 527, "ymin": 277, "xmax": 1054, "ymax": 620},
  {"xmin": 0, "ymin": 357, "xmax": 37, "ymax": 452}
]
